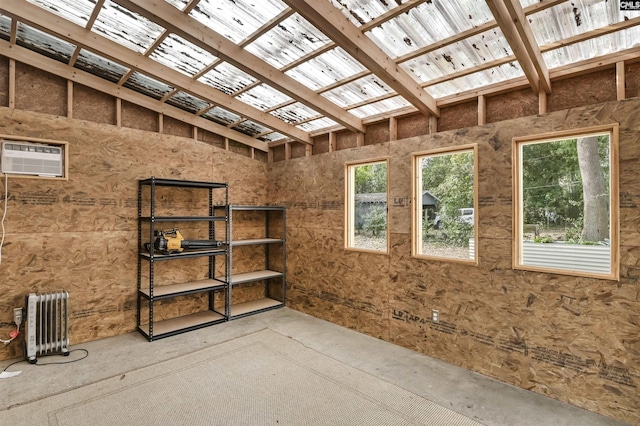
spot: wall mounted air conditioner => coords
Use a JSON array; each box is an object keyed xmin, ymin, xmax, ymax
[{"xmin": 1, "ymin": 141, "xmax": 64, "ymax": 177}]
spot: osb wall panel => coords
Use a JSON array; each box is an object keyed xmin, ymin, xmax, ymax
[
  {"xmin": 15, "ymin": 63, "xmax": 66, "ymax": 116},
  {"xmin": 73, "ymin": 83, "xmax": 116, "ymax": 125},
  {"xmin": 122, "ymin": 101, "xmax": 157, "ymax": 132},
  {"xmin": 364, "ymin": 121, "xmax": 389, "ymax": 145},
  {"xmin": 291, "ymin": 142, "xmax": 306, "ymax": 159},
  {"xmin": 336, "ymin": 130, "xmax": 357, "ymax": 151},
  {"xmin": 0, "ymin": 58, "xmax": 8, "ymax": 107},
  {"xmin": 0, "ymin": 107, "xmax": 267, "ymax": 361},
  {"xmin": 198, "ymin": 129, "xmax": 224, "ymax": 149},
  {"xmin": 438, "ymin": 100, "xmax": 477, "ymax": 131},
  {"xmin": 625, "ymin": 62, "xmax": 640, "ymax": 99},
  {"xmin": 548, "ymin": 69, "xmax": 616, "ymax": 113},
  {"xmin": 397, "ymin": 113, "xmax": 428, "ymax": 140},
  {"xmin": 268, "ymin": 98, "xmax": 640, "ymax": 424},
  {"xmin": 312, "ymin": 134, "xmax": 330, "ymax": 155},
  {"xmin": 486, "ymin": 87, "xmax": 538, "ymax": 123},
  {"xmin": 272, "ymin": 144, "xmax": 285, "ymax": 162},
  {"xmin": 163, "ymin": 116, "xmax": 192, "ymax": 139}
]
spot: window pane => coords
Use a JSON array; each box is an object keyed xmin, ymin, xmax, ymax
[
  {"xmin": 346, "ymin": 160, "xmax": 388, "ymax": 253},
  {"xmin": 414, "ymin": 147, "xmax": 476, "ymax": 262},
  {"xmin": 514, "ymin": 128, "xmax": 618, "ymax": 279}
]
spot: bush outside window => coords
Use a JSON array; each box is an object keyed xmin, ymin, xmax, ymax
[
  {"xmin": 345, "ymin": 159, "xmax": 389, "ymax": 253},
  {"xmin": 513, "ymin": 125, "xmax": 619, "ymax": 279}
]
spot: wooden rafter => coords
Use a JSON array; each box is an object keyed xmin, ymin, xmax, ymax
[
  {"xmin": 360, "ymin": 0, "xmax": 430, "ymax": 32},
  {"xmin": 281, "ymin": 0, "xmax": 439, "ymax": 118},
  {"xmin": 0, "ymin": 39, "xmax": 269, "ymax": 152},
  {"xmin": 113, "ymin": 0, "xmax": 365, "ymax": 134},
  {"xmin": 1, "ymin": 0, "xmax": 312, "ymax": 145}
]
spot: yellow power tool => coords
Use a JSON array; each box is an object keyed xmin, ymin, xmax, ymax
[{"xmin": 145, "ymin": 228, "xmax": 223, "ymax": 255}]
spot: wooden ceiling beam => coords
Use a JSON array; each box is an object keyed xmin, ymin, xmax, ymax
[
  {"xmin": 0, "ymin": 39, "xmax": 269, "ymax": 152},
  {"xmin": 360, "ymin": 0, "xmax": 430, "ymax": 32},
  {"xmin": 1, "ymin": 0, "xmax": 312, "ymax": 144},
  {"xmin": 282, "ymin": 0, "xmax": 439, "ymax": 118},
  {"xmin": 114, "ymin": 0, "xmax": 365, "ymax": 134}
]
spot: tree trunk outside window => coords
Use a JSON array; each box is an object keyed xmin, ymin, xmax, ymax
[{"xmin": 577, "ymin": 136, "xmax": 608, "ymax": 242}]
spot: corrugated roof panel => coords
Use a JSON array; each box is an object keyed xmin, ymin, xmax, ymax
[
  {"xmin": 190, "ymin": 0, "xmax": 287, "ymax": 44},
  {"xmin": 203, "ymin": 106, "xmax": 242, "ymax": 125},
  {"xmin": 400, "ymin": 28, "xmax": 511, "ymax": 83},
  {"xmin": 528, "ymin": 0, "xmax": 637, "ymax": 46},
  {"xmin": 322, "ymin": 75, "xmax": 394, "ymax": 108},
  {"xmin": 245, "ymin": 14, "xmax": 330, "ymax": 68},
  {"xmin": 236, "ymin": 84, "xmax": 292, "ymax": 111},
  {"xmin": 367, "ymin": 0, "xmax": 495, "ymax": 58},
  {"xmin": 260, "ymin": 132, "xmax": 287, "ymax": 142},
  {"xmin": 166, "ymin": 91, "xmax": 211, "ymax": 113},
  {"xmin": 543, "ymin": 27, "xmax": 640, "ymax": 69},
  {"xmin": 519, "ymin": 0, "xmax": 539, "ymax": 8},
  {"xmin": 149, "ymin": 33, "xmax": 217, "ymax": 77},
  {"xmin": 285, "ymin": 47, "xmax": 367, "ymax": 90},
  {"xmin": 198, "ymin": 62, "xmax": 257, "ymax": 95},
  {"xmin": 330, "ymin": 0, "xmax": 410, "ymax": 27},
  {"xmin": 123, "ymin": 72, "xmax": 174, "ymax": 100},
  {"xmin": 16, "ymin": 22, "xmax": 76, "ymax": 63},
  {"xmin": 0, "ymin": 15, "xmax": 12, "ymax": 40},
  {"xmin": 425, "ymin": 61, "xmax": 524, "ymax": 98},
  {"xmin": 74, "ymin": 48, "xmax": 130, "ymax": 83},
  {"xmin": 348, "ymin": 96, "xmax": 411, "ymax": 118},
  {"xmin": 296, "ymin": 117, "xmax": 339, "ymax": 132},
  {"xmin": 232, "ymin": 120, "xmax": 271, "ymax": 136},
  {"xmin": 92, "ymin": 0, "xmax": 164, "ymax": 54},
  {"xmin": 270, "ymin": 102, "xmax": 319, "ymax": 124},
  {"xmin": 27, "ymin": 0, "xmax": 94, "ymax": 27},
  {"xmin": 164, "ymin": 0, "xmax": 188, "ymax": 10}
]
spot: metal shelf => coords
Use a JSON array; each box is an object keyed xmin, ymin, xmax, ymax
[
  {"xmin": 140, "ymin": 247, "xmax": 227, "ymax": 261},
  {"xmin": 139, "ymin": 216, "xmax": 226, "ymax": 222},
  {"xmin": 138, "ymin": 311, "xmax": 225, "ymax": 341},
  {"xmin": 219, "ymin": 270, "xmax": 284, "ymax": 286},
  {"xmin": 139, "ymin": 279, "xmax": 226, "ymax": 300},
  {"xmin": 139, "ymin": 177, "xmax": 227, "ymax": 189},
  {"xmin": 229, "ymin": 298, "xmax": 283, "ymax": 319},
  {"xmin": 231, "ymin": 238, "xmax": 283, "ymax": 246}
]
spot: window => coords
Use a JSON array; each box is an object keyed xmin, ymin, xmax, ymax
[
  {"xmin": 513, "ymin": 125, "xmax": 619, "ymax": 279},
  {"xmin": 345, "ymin": 159, "xmax": 389, "ymax": 253},
  {"xmin": 412, "ymin": 145, "xmax": 478, "ymax": 263}
]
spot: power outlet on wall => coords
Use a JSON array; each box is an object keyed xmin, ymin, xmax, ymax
[
  {"xmin": 13, "ymin": 308, "xmax": 23, "ymax": 326},
  {"xmin": 431, "ymin": 309, "xmax": 439, "ymax": 323}
]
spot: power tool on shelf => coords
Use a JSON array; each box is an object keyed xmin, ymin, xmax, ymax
[{"xmin": 145, "ymin": 228, "xmax": 223, "ymax": 255}]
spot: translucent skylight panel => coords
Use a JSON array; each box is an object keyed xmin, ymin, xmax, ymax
[
  {"xmin": 400, "ymin": 28, "xmax": 512, "ymax": 83},
  {"xmin": 260, "ymin": 132, "xmax": 287, "ymax": 142},
  {"xmin": 425, "ymin": 62, "xmax": 524, "ymax": 99},
  {"xmin": 27, "ymin": 0, "xmax": 94, "ymax": 27},
  {"xmin": 16, "ymin": 22, "xmax": 76, "ymax": 63},
  {"xmin": 528, "ymin": 0, "xmax": 639, "ymax": 47},
  {"xmin": 198, "ymin": 62, "xmax": 257, "ymax": 95},
  {"xmin": 149, "ymin": 33, "xmax": 217, "ymax": 77},
  {"xmin": 92, "ymin": 0, "xmax": 164, "ymax": 54},
  {"xmin": 190, "ymin": 0, "xmax": 287, "ymax": 44},
  {"xmin": 322, "ymin": 75, "xmax": 394, "ymax": 108},
  {"xmin": 203, "ymin": 106, "xmax": 242, "ymax": 126},
  {"xmin": 519, "ymin": 0, "xmax": 540, "ymax": 8},
  {"xmin": 236, "ymin": 84, "xmax": 292, "ymax": 111},
  {"xmin": 367, "ymin": 0, "xmax": 495, "ymax": 58},
  {"xmin": 270, "ymin": 102, "xmax": 319, "ymax": 124},
  {"xmin": 348, "ymin": 96, "xmax": 412, "ymax": 118},
  {"xmin": 232, "ymin": 120, "xmax": 271, "ymax": 136},
  {"xmin": 543, "ymin": 27, "xmax": 640, "ymax": 69},
  {"xmin": 285, "ymin": 47, "xmax": 367, "ymax": 90},
  {"xmin": 166, "ymin": 91, "xmax": 211, "ymax": 113},
  {"xmin": 330, "ymin": 0, "xmax": 410, "ymax": 27},
  {"xmin": 0, "ymin": 15, "xmax": 11, "ymax": 40},
  {"xmin": 296, "ymin": 117, "xmax": 338, "ymax": 132},
  {"xmin": 74, "ymin": 49, "xmax": 130, "ymax": 83},
  {"xmin": 123, "ymin": 72, "xmax": 174, "ymax": 100},
  {"xmin": 245, "ymin": 14, "xmax": 330, "ymax": 68},
  {"xmin": 164, "ymin": 0, "xmax": 188, "ymax": 10}
]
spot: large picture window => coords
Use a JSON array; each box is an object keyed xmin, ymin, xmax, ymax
[
  {"xmin": 345, "ymin": 159, "xmax": 389, "ymax": 253},
  {"xmin": 412, "ymin": 145, "xmax": 477, "ymax": 263},
  {"xmin": 513, "ymin": 125, "xmax": 619, "ymax": 279}
]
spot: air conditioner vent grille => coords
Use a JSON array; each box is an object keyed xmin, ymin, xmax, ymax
[{"xmin": 1, "ymin": 141, "xmax": 64, "ymax": 177}]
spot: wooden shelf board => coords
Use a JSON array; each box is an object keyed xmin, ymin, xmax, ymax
[
  {"xmin": 232, "ymin": 238, "xmax": 283, "ymax": 246},
  {"xmin": 139, "ymin": 311, "xmax": 225, "ymax": 338},
  {"xmin": 217, "ymin": 270, "xmax": 283, "ymax": 285},
  {"xmin": 230, "ymin": 298, "xmax": 282, "ymax": 317},
  {"xmin": 140, "ymin": 279, "xmax": 226, "ymax": 298}
]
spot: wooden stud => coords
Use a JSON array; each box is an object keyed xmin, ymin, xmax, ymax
[
  {"xmin": 116, "ymin": 98, "xmax": 122, "ymax": 127},
  {"xmin": 356, "ymin": 132, "xmax": 364, "ymax": 147},
  {"xmin": 285, "ymin": 142, "xmax": 291, "ymax": 160},
  {"xmin": 428, "ymin": 115, "xmax": 437, "ymax": 134},
  {"xmin": 8, "ymin": 59, "xmax": 15, "ymax": 109},
  {"xmin": 329, "ymin": 132, "xmax": 337, "ymax": 153},
  {"xmin": 389, "ymin": 116, "xmax": 398, "ymax": 142},
  {"xmin": 268, "ymin": 147, "xmax": 274, "ymax": 164},
  {"xmin": 67, "ymin": 80, "xmax": 73, "ymax": 118},
  {"xmin": 538, "ymin": 86, "xmax": 547, "ymax": 114},
  {"xmin": 192, "ymin": 126, "xmax": 198, "ymax": 140},
  {"xmin": 158, "ymin": 113, "xmax": 164, "ymax": 133},
  {"xmin": 478, "ymin": 95, "xmax": 486, "ymax": 125},
  {"xmin": 305, "ymin": 144, "xmax": 312, "ymax": 157},
  {"xmin": 224, "ymin": 137, "xmax": 230, "ymax": 151},
  {"xmin": 251, "ymin": 147, "xmax": 255, "ymax": 159},
  {"xmin": 616, "ymin": 61, "xmax": 626, "ymax": 101}
]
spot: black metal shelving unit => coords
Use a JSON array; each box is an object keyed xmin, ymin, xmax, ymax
[
  {"xmin": 224, "ymin": 205, "xmax": 286, "ymax": 320},
  {"xmin": 137, "ymin": 177, "xmax": 229, "ymax": 341}
]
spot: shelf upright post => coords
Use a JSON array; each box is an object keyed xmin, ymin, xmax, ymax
[
  {"xmin": 136, "ymin": 181, "xmax": 142, "ymax": 332},
  {"xmin": 226, "ymin": 205, "xmax": 233, "ymax": 319},
  {"xmin": 148, "ymin": 177, "xmax": 156, "ymax": 340}
]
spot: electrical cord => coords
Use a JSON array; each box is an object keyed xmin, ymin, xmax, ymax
[
  {"xmin": 0, "ymin": 173, "xmax": 7, "ymax": 266},
  {"xmin": 1, "ymin": 349, "xmax": 89, "ymax": 373}
]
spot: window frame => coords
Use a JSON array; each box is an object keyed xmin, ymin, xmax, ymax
[
  {"xmin": 512, "ymin": 124, "xmax": 620, "ymax": 280},
  {"xmin": 411, "ymin": 144, "xmax": 479, "ymax": 264},
  {"xmin": 344, "ymin": 157, "xmax": 390, "ymax": 255}
]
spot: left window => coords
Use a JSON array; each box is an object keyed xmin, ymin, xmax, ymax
[{"xmin": 345, "ymin": 159, "xmax": 389, "ymax": 253}]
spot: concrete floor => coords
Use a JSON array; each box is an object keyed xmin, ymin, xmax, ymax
[{"xmin": 0, "ymin": 308, "xmax": 628, "ymax": 425}]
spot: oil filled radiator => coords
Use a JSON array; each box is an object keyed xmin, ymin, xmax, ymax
[{"xmin": 25, "ymin": 291, "xmax": 70, "ymax": 363}]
